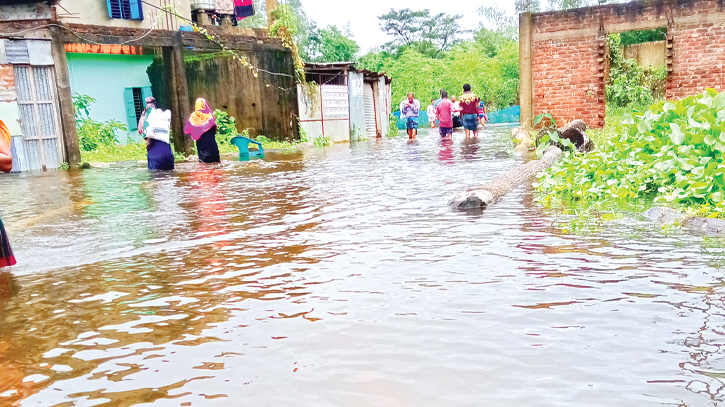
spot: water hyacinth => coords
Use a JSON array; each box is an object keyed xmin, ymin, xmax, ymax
[{"xmin": 535, "ymin": 89, "xmax": 725, "ymax": 214}]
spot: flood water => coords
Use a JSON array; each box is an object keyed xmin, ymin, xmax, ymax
[{"xmin": 1, "ymin": 124, "xmax": 725, "ymax": 406}]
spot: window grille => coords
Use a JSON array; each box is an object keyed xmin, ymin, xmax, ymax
[{"xmin": 132, "ymin": 88, "xmax": 144, "ymax": 124}]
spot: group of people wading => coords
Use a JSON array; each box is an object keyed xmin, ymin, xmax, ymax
[
  {"xmin": 400, "ymin": 84, "xmax": 488, "ymax": 141},
  {"xmin": 138, "ymin": 97, "xmax": 222, "ymax": 170}
]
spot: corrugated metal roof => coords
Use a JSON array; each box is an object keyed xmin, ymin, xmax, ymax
[{"xmin": 5, "ymin": 40, "xmax": 29, "ymax": 64}]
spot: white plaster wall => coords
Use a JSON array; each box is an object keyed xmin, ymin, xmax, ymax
[{"xmin": 58, "ymin": 0, "xmax": 193, "ymax": 30}]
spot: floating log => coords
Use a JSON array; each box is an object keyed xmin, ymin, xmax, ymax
[
  {"xmin": 449, "ymin": 146, "xmax": 563, "ymax": 209},
  {"xmin": 449, "ymin": 120, "xmax": 592, "ymax": 210}
]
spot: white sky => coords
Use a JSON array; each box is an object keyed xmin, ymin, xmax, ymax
[{"xmin": 298, "ymin": 0, "xmax": 518, "ymax": 53}]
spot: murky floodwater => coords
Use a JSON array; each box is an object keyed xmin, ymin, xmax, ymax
[{"xmin": 1, "ymin": 125, "xmax": 725, "ymax": 406}]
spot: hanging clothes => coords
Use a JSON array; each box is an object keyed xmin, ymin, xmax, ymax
[{"xmin": 234, "ymin": 0, "xmax": 255, "ymax": 20}]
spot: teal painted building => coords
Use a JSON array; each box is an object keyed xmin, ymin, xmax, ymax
[{"xmin": 66, "ymin": 52, "xmax": 154, "ymax": 143}]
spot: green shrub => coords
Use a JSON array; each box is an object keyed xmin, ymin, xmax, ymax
[
  {"xmin": 536, "ymin": 89, "xmax": 725, "ymax": 215},
  {"xmin": 213, "ymin": 108, "xmax": 238, "ymax": 146},
  {"xmin": 73, "ymin": 93, "xmax": 126, "ymax": 151},
  {"xmin": 606, "ymin": 34, "xmax": 666, "ymax": 108}
]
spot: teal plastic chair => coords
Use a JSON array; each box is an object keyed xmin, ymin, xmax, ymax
[{"xmin": 231, "ymin": 136, "xmax": 264, "ymax": 160}]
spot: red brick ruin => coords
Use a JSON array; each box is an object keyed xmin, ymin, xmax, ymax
[{"xmin": 520, "ymin": 0, "xmax": 725, "ymax": 128}]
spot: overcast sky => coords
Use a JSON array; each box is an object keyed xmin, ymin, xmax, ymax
[{"xmin": 297, "ymin": 0, "xmax": 518, "ymax": 53}]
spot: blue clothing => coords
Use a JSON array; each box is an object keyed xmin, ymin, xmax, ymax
[
  {"xmin": 463, "ymin": 114, "xmax": 478, "ymax": 131},
  {"xmin": 147, "ymin": 139, "xmax": 175, "ymax": 171},
  {"xmin": 406, "ymin": 117, "xmax": 419, "ymax": 130},
  {"xmin": 439, "ymin": 126, "xmax": 453, "ymax": 137}
]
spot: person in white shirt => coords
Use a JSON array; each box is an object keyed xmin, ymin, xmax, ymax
[
  {"xmin": 426, "ymin": 99, "xmax": 437, "ymax": 129},
  {"xmin": 451, "ymin": 95, "xmax": 462, "ymax": 128}
]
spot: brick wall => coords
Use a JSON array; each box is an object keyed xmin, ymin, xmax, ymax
[
  {"xmin": 527, "ymin": 0, "xmax": 725, "ymax": 129},
  {"xmin": 533, "ymin": 36, "xmax": 606, "ymax": 127},
  {"xmin": 668, "ymin": 21, "xmax": 725, "ymax": 99}
]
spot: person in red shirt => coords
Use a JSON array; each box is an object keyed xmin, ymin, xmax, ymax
[
  {"xmin": 459, "ymin": 83, "xmax": 481, "ymax": 138},
  {"xmin": 435, "ymin": 90, "xmax": 454, "ymax": 140}
]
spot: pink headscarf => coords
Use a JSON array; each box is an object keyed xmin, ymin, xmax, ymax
[{"xmin": 184, "ymin": 98, "xmax": 217, "ymax": 141}]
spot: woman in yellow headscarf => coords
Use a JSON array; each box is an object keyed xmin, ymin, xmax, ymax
[
  {"xmin": 184, "ymin": 98, "xmax": 220, "ymax": 163},
  {"xmin": 0, "ymin": 120, "xmax": 15, "ymax": 267}
]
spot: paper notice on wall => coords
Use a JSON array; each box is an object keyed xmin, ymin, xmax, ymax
[
  {"xmin": 322, "ymin": 85, "xmax": 349, "ymax": 118},
  {"xmin": 351, "ymin": 78, "xmax": 363, "ymax": 97}
]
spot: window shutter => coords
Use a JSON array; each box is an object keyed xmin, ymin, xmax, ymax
[
  {"xmin": 124, "ymin": 88, "xmax": 138, "ymax": 130},
  {"xmin": 141, "ymin": 86, "xmax": 153, "ymax": 102},
  {"xmin": 129, "ymin": 0, "xmax": 143, "ymax": 20},
  {"xmin": 106, "ymin": 0, "xmax": 114, "ymax": 18}
]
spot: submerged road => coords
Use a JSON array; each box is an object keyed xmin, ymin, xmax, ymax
[{"xmin": 0, "ymin": 125, "xmax": 723, "ymax": 406}]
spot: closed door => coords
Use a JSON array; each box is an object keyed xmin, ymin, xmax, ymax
[
  {"xmin": 363, "ymin": 83, "xmax": 377, "ymax": 137},
  {"xmin": 14, "ymin": 65, "xmax": 62, "ymax": 171}
]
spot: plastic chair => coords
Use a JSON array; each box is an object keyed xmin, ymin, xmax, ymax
[{"xmin": 231, "ymin": 136, "xmax": 264, "ymax": 160}]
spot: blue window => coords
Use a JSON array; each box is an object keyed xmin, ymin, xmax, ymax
[{"xmin": 107, "ymin": 0, "xmax": 143, "ymax": 20}]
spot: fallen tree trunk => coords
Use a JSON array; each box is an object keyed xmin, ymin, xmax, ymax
[
  {"xmin": 644, "ymin": 206, "xmax": 725, "ymax": 236},
  {"xmin": 448, "ymin": 146, "xmax": 563, "ymax": 209},
  {"xmin": 449, "ymin": 120, "xmax": 592, "ymax": 210}
]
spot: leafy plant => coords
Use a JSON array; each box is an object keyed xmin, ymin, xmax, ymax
[
  {"xmin": 73, "ymin": 93, "xmax": 126, "ymax": 152},
  {"xmin": 312, "ymin": 134, "xmax": 332, "ymax": 148},
  {"xmin": 213, "ymin": 109, "xmax": 238, "ymax": 146},
  {"xmin": 606, "ymin": 33, "xmax": 665, "ymax": 108},
  {"xmin": 386, "ymin": 113, "xmax": 400, "ymax": 138},
  {"xmin": 535, "ymin": 89, "xmax": 725, "ymax": 216},
  {"xmin": 270, "ymin": 4, "xmax": 306, "ymax": 83}
]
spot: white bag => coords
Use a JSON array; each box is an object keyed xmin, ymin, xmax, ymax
[{"xmin": 145, "ymin": 108, "xmax": 171, "ymax": 144}]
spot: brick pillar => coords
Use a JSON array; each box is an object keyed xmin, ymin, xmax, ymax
[{"xmin": 519, "ymin": 12, "xmax": 533, "ymax": 128}]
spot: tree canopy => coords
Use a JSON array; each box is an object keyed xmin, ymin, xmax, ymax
[{"xmin": 378, "ymin": 8, "xmax": 466, "ymax": 58}]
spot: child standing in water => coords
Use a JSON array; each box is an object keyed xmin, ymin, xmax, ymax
[{"xmin": 0, "ymin": 120, "xmax": 15, "ymax": 267}]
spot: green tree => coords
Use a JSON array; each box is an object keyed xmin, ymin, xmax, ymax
[
  {"xmin": 378, "ymin": 8, "xmax": 466, "ymax": 57},
  {"xmin": 516, "ymin": 0, "xmax": 541, "ymax": 13},
  {"xmin": 475, "ymin": 28, "xmax": 516, "ymax": 57},
  {"xmin": 478, "ymin": 6, "xmax": 517, "ymax": 33},
  {"xmin": 317, "ymin": 25, "xmax": 360, "ymax": 62}
]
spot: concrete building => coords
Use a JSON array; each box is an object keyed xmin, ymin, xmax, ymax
[
  {"xmin": 0, "ymin": 0, "xmax": 296, "ymax": 171},
  {"xmin": 56, "ymin": 0, "xmax": 192, "ymax": 31},
  {"xmin": 298, "ymin": 63, "xmax": 392, "ymax": 143}
]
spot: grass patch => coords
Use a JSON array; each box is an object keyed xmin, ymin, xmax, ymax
[{"xmin": 81, "ymin": 142, "xmax": 148, "ymax": 163}]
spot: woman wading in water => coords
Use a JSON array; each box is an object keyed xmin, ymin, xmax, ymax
[
  {"xmin": 138, "ymin": 97, "xmax": 174, "ymax": 171},
  {"xmin": 0, "ymin": 120, "xmax": 15, "ymax": 267},
  {"xmin": 185, "ymin": 98, "xmax": 220, "ymax": 164}
]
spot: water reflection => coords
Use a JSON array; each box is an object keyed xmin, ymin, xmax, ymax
[
  {"xmin": 438, "ymin": 138, "xmax": 454, "ymax": 164},
  {"xmin": 1, "ymin": 125, "xmax": 725, "ymax": 406}
]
